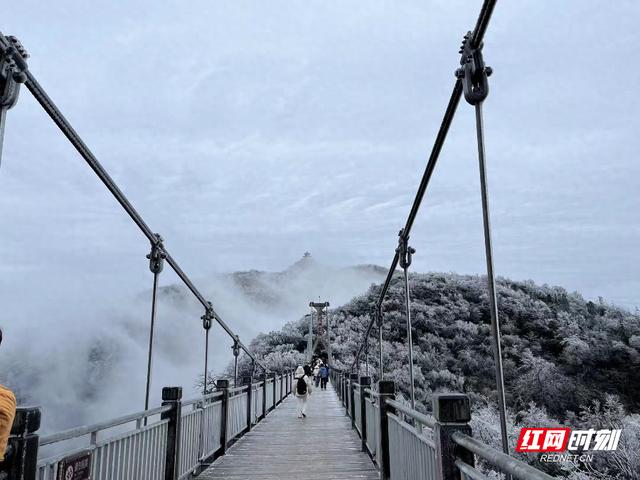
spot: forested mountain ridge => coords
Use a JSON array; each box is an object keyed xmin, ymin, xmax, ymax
[{"xmin": 236, "ymin": 272, "xmax": 640, "ymax": 479}]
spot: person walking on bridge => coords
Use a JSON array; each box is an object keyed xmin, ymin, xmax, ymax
[
  {"xmin": 294, "ymin": 365, "xmax": 312, "ymax": 418},
  {"xmin": 313, "ymin": 363, "xmax": 320, "ymax": 388},
  {"xmin": 319, "ymin": 364, "xmax": 329, "ymax": 390}
]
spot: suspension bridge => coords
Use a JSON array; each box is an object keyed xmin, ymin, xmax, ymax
[{"xmin": 0, "ymin": 1, "xmax": 559, "ymax": 479}]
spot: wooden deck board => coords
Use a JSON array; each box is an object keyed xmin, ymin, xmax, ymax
[{"xmin": 199, "ymin": 383, "xmax": 379, "ymax": 479}]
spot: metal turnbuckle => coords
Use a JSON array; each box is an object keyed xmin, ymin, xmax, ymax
[
  {"xmin": 396, "ymin": 228, "xmax": 416, "ymax": 269},
  {"xmin": 146, "ymin": 234, "xmax": 166, "ymax": 274},
  {"xmin": 455, "ymin": 30, "xmax": 493, "ymax": 105},
  {"xmin": 232, "ymin": 337, "xmax": 240, "ymax": 357},
  {"xmin": 201, "ymin": 302, "xmax": 214, "ymax": 331}
]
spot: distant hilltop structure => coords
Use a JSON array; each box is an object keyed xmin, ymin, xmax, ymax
[{"xmin": 287, "ymin": 252, "xmax": 315, "ymax": 273}]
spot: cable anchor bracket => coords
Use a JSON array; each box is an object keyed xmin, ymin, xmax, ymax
[
  {"xmin": 455, "ymin": 31, "xmax": 493, "ymax": 105},
  {"xmin": 146, "ymin": 233, "xmax": 166, "ymax": 274},
  {"xmin": 396, "ymin": 228, "xmax": 416, "ymax": 270},
  {"xmin": 0, "ymin": 33, "xmax": 29, "ymax": 112},
  {"xmin": 201, "ymin": 302, "xmax": 214, "ymax": 331},
  {"xmin": 232, "ymin": 336, "xmax": 240, "ymax": 357}
]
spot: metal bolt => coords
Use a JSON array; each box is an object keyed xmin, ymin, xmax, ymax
[{"xmin": 12, "ymin": 71, "xmax": 26, "ymax": 83}]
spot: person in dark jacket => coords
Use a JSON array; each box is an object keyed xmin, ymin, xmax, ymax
[{"xmin": 319, "ymin": 365, "xmax": 329, "ymax": 390}]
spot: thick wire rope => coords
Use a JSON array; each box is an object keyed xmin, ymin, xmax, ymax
[
  {"xmin": 352, "ymin": 0, "xmax": 498, "ymax": 368},
  {"xmin": 20, "ymin": 70, "xmax": 265, "ymax": 371}
]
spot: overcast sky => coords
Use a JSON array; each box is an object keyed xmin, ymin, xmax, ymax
[{"xmin": 1, "ymin": 0, "xmax": 638, "ymax": 314}]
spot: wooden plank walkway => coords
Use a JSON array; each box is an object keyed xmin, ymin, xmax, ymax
[{"xmin": 199, "ymin": 383, "xmax": 379, "ymax": 479}]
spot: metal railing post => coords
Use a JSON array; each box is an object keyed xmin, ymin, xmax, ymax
[
  {"xmin": 343, "ymin": 375, "xmax": 347, "ymax": 412},
  {"xmin": 342, "ymin": 372, "xmax": 346, "ymax": 403},
  {"xmin": 216, "ymin": 380, "xmax": 229, "ymax": 456},
  {"xmin": 271, "ymin": 373, "xmax": 277, "ymax": 410},
  {"xmin": 1, "ymin": 406, "xmax": 40, "ymax": 480},
  {"xmin": 349, "ymin": 373, "xmax": 358, "ymax": 427},
  {"xmin": 345, "ymin": 374, "xmax": 350, "ymax": 412},
  {"xmin": 232, "ymin": 337, "xmax": 240, "ymax": 388},
  {"xmin": 261, "ymin": 374, "xmax": 267, "ymax": 419},
  {"xmin": 161, "ymin": 387, "xmax": 182, "ymax": 480},
  {"xmin": 284, "ymin": 371, "xmax": 288, "ymax": 396},
  {"xmin": 378, "ymin": 380, "xmax": 395, "ymax": 480},
  {"xmin": 359, "ymin": 376, "xmax": 371, "ymax": 452},
  {"xmin": 242, "ymin": 376, "xmax": 252, "ymax": 432},
  {"xmin": 432, "ymin": 393, "xmax": 474, "ymax": 480},
  {"xmin": 278, "ymin": 373, "xmax": 283, "ymax": 404}
]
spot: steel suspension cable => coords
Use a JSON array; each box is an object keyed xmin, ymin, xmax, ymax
[
  {"xmin": 143, "ymin": 268, "xmax": 160, "ymax": 423},
  {"xmin": 474, "ymin": 100, "xmax": 509, "ymax": 456},
  {"xmin": 18, "ymin": 68, "xmax": 265, "ymax": 371},
  {"xmin": 23, "ymin": 72, "xmax": 157, "ymax": 242},
  {"xmin": 351, "ymin": 0, "xmax": 498, "ymax": 369}
]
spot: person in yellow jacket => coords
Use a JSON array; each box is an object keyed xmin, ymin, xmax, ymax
[{"xmin": 0, "ymin": 329, "xmax": 16, "ymax": 462}]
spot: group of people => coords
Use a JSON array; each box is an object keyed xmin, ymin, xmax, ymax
[
  {"xmin": 293, "ymin": 359, "xmax": 330, "ymax": 419},
  {"xmin": 312, "ymin": 360, "xmax": 329, "ymax": 390}
]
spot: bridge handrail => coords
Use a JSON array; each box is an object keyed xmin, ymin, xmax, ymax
[
  {"xmin": 331, "ymin": 372, "xmax": 555, "ymax": 480},
  {"xmin": 39, "ymin": 404, "xmax": 172, "ymax": 446},
  {"xmin": 364, "ymin": 388, "xmax": 378, "ymax": 397},
  {"xmin": 385, "ymin": 399, "xmax": 436, "ymax": 429},
  {"xmin": 30, "ymin": 371, "xmax": 295, "ymax": 480},
  {"xmin": 228, "ymin": 385, "xmax": 249, "ymax": 395},
  {"xmin": 451, "ymin": 432, "xmax": 555, "ymax": 480},
  {"xmin": 182, "ymin": 390, "xmax": 224, "ymax": 408},
  {"xmin": 455, "ymin": 459, "xmax": 490, "ymax": 480}
]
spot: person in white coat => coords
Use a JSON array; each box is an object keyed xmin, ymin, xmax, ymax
[
  {"xmin": 313, "ymin": 364, "xmax": 321, "ymax": 387},
  {"xmin": 294, "ymin": 365, "xmax": 313, "ymax": 418}
]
